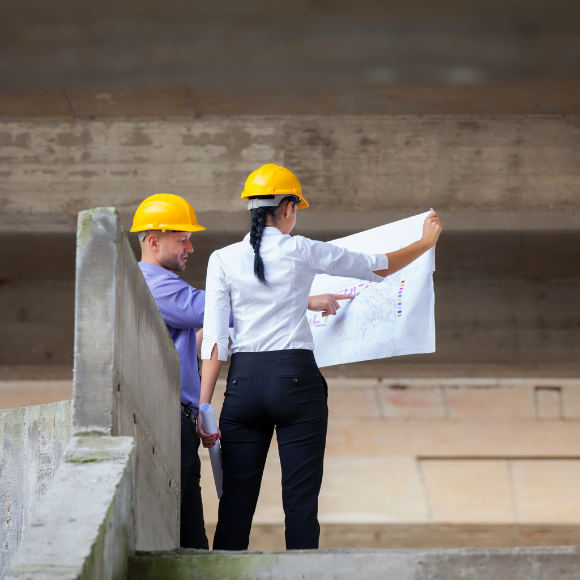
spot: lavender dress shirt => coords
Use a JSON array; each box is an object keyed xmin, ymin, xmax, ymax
[{"xmin": 139, "ymin": 261, "xmax": 231, "ymax": 414}]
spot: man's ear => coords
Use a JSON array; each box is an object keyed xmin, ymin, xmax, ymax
[{"xmin": 147, "ymin": 232, "xmax": 160, "ymax": 252}]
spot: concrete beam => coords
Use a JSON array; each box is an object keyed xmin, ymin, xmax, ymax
[{"xmin": 1, "ymin": 115, "xmax": 579, "ymax": 235}]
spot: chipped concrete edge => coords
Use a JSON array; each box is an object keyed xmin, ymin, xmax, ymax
[{"xmin": 128, "ymin": 545, "xmax": 580, "ymax": 580}]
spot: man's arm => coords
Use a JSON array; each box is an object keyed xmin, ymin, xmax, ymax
[
  {"xmin": 151, "ymin": 278, "xmax": 206, "ymax": 329},
  {"xmin": 198, "ymin": 344, "xmax": 222, "ymax": 448},
  {"xmin": 196, "ymin": 328, "xmax": 203, "ymax": 358}
]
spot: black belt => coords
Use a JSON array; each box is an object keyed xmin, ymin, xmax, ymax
[{"xmin": 181, "ymin": 404, "xmax": 198, "ymax": 427}]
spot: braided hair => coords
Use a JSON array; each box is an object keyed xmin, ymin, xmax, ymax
[{"xmin": 249, "ymin": 196, "xmax": 298, "ymax": 285}]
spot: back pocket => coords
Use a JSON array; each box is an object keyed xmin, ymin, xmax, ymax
[
  {"xmin": 223, "ymin": 376, "xmax": 249, "ymax": 408},
  {"xmin": 277, "ymin": 374, "xmax": 326, "ymax": 402}
]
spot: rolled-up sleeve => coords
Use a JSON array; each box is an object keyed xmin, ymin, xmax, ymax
[
  {"xmin": 299, "ymin": 237, "xmax": 389, "ymax": 282},
  {"xmin": 201, "ymin": 252, "xmax": 231, "ymax": 361}
]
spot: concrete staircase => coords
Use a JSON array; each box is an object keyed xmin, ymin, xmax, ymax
[{"xmin": 128, "ymin": 546, "xmax": 580, "ymax": 580}]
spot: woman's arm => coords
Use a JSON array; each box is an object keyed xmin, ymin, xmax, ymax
[
  {"xmin": 374, "ymin": 211, "xmax": 442, "ymax": 277},
  {"xmin": 197, "ymin": 252, "xmax": 230, "ymax": 448},
  {"xmin": 308, "ymin": 294, "xmax": 354, "ymax": 316},
  {"xmin": 198, "ymin": 344, "xmax": 222, "ymax": 448}
]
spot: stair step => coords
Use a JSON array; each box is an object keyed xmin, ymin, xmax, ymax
[{"xmin": 129, "ymin": 546, "xmax": 580, "ymax": 580}]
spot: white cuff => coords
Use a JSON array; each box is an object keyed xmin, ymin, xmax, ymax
[
  {"xmin": 369, "ymin": 254, "xmax": 389, "ymax": 281},
  {"xmin": 200, "ymin": 340, "xmax": 229, "ymax": 361}
]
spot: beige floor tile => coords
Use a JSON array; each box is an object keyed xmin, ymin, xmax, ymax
[
  {"xmin": 326, "ymin": 421, "xmax": 580, "ymax": 457},
  {"xmin": 319, "ymin": 456, "xmax": 428, "ymax": 523},
  {"xmin": 444, "ymin": 387, "xmax": 535, "ymax": 420},
  {"xmin": 534, "ymin": 387, "xmax": 563, "ymax": 419},
  {"xmin": 326, "ymin": 378, "xmax": 381, "ymax": 390},
  {"xmin": 0, "ymin": 380, "xmax": 73, "ymax": 409},
  {"xmin": 511, "ymin": 460, "xmax": 580, "ymax": 523},
  {"xmin": 562, "ymin": 387, "xmax": 580, "ymax": 419},
  {"xmin": 378, "ymin": 386, "xmax": 446, "ymax": 420},
  {"xmin": 328, "ymin": 387, "xmax": 382, "ymax": 421},
  {"xmin": 421, "ymin": 460, "xmax": 514, "ymax": 523}
]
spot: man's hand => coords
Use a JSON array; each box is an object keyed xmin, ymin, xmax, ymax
[
  {"xmin": 197, "ymin": 414, "xmax": 221, "ymax": 449},
  {"xmin": 308, "ymin": 294, "xmax": 355, "ymax": 317}
]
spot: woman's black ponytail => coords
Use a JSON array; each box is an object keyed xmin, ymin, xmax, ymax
[
  {"xmin": 248, "ymin": 195, "xmax": 299, "ymax": 286},
  {"xmin": 249, "ymin": 206, "xmax": 267, "ymax": 285}
]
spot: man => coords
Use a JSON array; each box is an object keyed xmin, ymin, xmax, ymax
[
  {"xmin": 131, "ymin": 192, "xmax": 354, "ymax": 549},
  {"xmin": 131, "ymin": 193, "xmax": 216, "ymax": 549}
]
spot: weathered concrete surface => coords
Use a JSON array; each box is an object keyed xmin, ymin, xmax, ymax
[
  {"xmin": 0, "ymin": 401, "xmax": 72, "ymax": 579},
  {"xmin": 3, "ymin": 85, "xmax": 580, "ymax": 119},
  {"xmin": 0, "ymin": 116, "xmax": 579, "ymax": 235},
  {"xmin": 128, "ymin": 546, "xmax": 580, "ymax": 580},
  {"xmin": 1, "ymin": 0, "xmax": 580, "ymax": 92},
  {"xmin": 73, "ymin": 208, "xmax": 181, "ymax": 550},
  {"xmin": 6, "ymin": 436, "xmax": 136, "ymax": 580},
  {"xmin": 4, "ymin": 230, "xmax": 579, "ymax": 370}
]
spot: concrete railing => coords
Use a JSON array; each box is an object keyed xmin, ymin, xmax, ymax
[
  {"xmin": 0, "ymin": 401, "xmax": 72, "ymax": 578},
  {"xmin": 7, "ymin": 437, "xmax": 136, "ymax": 580},
  {"xmin": 72, "ymin": 207, "xmax": 181, "ymax": 550},
  {"xmin": 7, "ymin": 207, "xmax": 181, "ymax": 579}
]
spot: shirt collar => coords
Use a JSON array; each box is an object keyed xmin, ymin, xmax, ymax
[
  {"xmin": 243, "ymin": 226, "xmax": 284, "ymax": 242},
  {"xmin": 263, "ymin": 227, "xmax": 283, "ymax": 236},
  {"xmin": 138, "ymin": 261, "xmax": 181, "ymax": 279}
]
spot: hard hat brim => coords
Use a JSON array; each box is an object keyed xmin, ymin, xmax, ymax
[
  {"xmin": 130, "ymin": 223, "xmax": 206, "ymax": 233},
  {"xmin": 240, "ymin": 192, "xmax": 310, "ymax": 209}
]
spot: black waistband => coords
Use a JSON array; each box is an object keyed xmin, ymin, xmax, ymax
[{"xmin": 230, "ymin": 349, "xmax": 316, "ymax": 364}]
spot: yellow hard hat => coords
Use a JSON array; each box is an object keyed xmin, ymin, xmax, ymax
[
  {"xmin": 241, "ymin": 164, "xmax": 309, "ymax": 209},
  {"xmin": 130, "ymin": 194, "xmax": 205, "ymax": 234}
]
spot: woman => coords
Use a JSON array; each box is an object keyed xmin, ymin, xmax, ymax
[{"xmin": 199, "ymin": 163, "xmax": 442, "ymax": 550}]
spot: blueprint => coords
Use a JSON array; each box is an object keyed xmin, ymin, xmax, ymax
[{"xmin": 307, "ymin": 210, "xmax": 436, "ymax": 368}]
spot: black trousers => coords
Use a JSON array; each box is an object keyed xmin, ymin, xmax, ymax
[
  {"xmin": 213, "ymin": 349, "xmax": 328, "ymax": 551},
  {"xmin": 180, "ymin": 413, "xmax": 209, "ymax": 549}
]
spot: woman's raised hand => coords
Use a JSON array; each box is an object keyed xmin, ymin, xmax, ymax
[
  {"xmin": 421, "ymin": 211, "xmax": 443, "ymax": 248},
  {"xmin": 197, "ymin": 414, "xmax": 221, "ymax": 449},
  {"xmin": 308, "ymin": 294, "xmax": 355, "ymax": 316}
]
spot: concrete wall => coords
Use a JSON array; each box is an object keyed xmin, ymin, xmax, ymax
[
  {"xmin": 2, "ymin": 229, "xmax": 580, "ymax": 373},
  {"xmin": 129, "ymin": 545, "xmax": 580, "ymax": 580},
  {"xmin": 0, "ymin": 401, "xmax": 72, "ymax": 579},
  {"xmin": 72, "ymin": 207, "xmax": 181, "ymax": 550},
  {"xmin": 7, "ymin": 436, "xmax": 136, "ymax": 580},
  {"xmin": 1, "ymin": 113, "xmax": 578, "ymax": 375},
  {"xmin": 1, "ymin": 116, "xmax": 579, "ymax": 236},
  {"xmin": 199, "ymin": 377, "xmax": 580, "ymax": 550}
]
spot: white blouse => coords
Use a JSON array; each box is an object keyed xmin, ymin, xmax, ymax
[{"xmin": 201, "ymin": 227, "xmax": 389, "ymax": 361}]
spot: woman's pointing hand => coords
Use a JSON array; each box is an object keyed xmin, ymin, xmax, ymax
[{"xmin": 308, "ymin": 294, "xmax": 355, "ymax": 317}]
